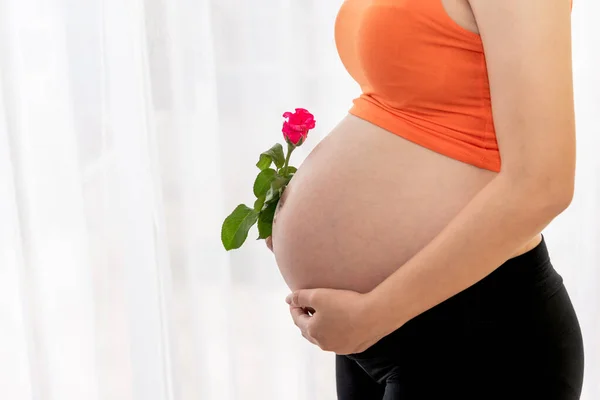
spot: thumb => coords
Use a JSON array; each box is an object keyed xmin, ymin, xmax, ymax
[{"xmin": 285, "ymin": 289, "xmax": 320, "ymax": 308}]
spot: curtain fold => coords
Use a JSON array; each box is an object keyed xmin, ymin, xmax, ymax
[
  {"xmin": 0, "ymin": 1, "xmax": 598, "ymax": 399},
  {"xmin": 1, "ymin": 1, "xmax": 99, "ymax": 399},
  {"xmin": 0, "ymin": 50, "xmax": 35, "ymax": 400}
]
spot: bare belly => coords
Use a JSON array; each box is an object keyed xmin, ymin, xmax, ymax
[{"xmin": 271, "ymin": 114, "xmax": 541, "ymax": 293}]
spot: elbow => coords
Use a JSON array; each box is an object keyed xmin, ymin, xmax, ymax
[
  {"xmin": 525, "ymin": 180, "xmax": 573, "ymax": 219},
  {"xmin": 543, "ymin": 167, "xmax": 575, "ymax": 213},
  {"xmin": 545, "ymin": 183, "xmax": 574, "ymax": 214},
  {"xmin": 502, "ymin": 169, "xmax": 575, "ymax": 217}
]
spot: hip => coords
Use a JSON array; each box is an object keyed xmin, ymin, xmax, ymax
[{"xmin": 343, "ymin": 235, "xmax": 584, "ymax": 397}]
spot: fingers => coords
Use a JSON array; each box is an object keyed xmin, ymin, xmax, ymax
[
  {"xmin": 265, "ymin": 236, "xmax": 273, "ymax": 252},
  {"xmin": 286, "ymin": 289, "xmax": 320, "ymax": 309},
  {"xmin": 290, "ymin": 306, "xmax": 310, "ymax": 330},
  {"xmin": 289, "ymin": 306, "xmax": 318, "ymax": 345}
]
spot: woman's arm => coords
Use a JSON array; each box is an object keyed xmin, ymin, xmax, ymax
[
  {"xmin": 286, "ymin": 0, "xmax": 575, "ymax": 354},
  {"xmin": 366, "ymin": 0, "xmax": 576, "ymax": 332}
]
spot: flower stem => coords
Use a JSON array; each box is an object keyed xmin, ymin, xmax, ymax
[{"xmin": 282, "ymin": 142, "xmax": 295, "ymax": 176}]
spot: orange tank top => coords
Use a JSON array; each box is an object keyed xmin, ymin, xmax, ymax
[{"xmin": 335, "ymin": 0, "xmax": 570, "ymax": 172}]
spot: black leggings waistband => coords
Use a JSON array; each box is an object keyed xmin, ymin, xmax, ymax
[
  {"xmin": 338, "ymin": 234, "xmax": 584, "ymax": 400},
  {"xmin": 480, "ymin": 233, "xmax": 554, "ymax": 284}
]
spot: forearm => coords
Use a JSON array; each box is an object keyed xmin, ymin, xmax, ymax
[{"xmin": 366, "ymin": 172, "xmax": 572, "ymax": 333}]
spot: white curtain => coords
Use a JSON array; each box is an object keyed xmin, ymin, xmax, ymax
[{"xmin": 0, "ymin": 0, "xmax": 597, "ymax": 399}]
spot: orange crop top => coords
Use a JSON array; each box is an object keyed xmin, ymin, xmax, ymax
[
  {"xmin": 334, "ymin": 1, "xmax": 502, "ymax": 172},
  {"xmin": 336, "ymin": 0, "xmax": 573, "ymax": 172}
]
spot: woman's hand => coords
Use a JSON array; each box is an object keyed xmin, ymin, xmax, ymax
[{"xmin": 285, "ymin": 288, "xmax": 387, "ymax": 355}]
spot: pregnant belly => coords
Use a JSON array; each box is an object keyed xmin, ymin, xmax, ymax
[{"xmin": 271, "ymin": 114, "xmax": 498, "ymax": 293}]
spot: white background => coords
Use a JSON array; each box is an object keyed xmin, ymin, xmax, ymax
[{"xmin": 0, "ymin": 0, "xmax": 598, "ymax": 399}]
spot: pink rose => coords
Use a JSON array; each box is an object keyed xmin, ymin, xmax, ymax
[{"xmin": 282, "ymin": 108, "xmax": 316, "ymax": 146}]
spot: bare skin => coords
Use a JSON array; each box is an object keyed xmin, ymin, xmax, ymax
[
  {"xmin": 267, "ymin": 0, "xmax": 541, "ymax": 292},
  {"xmin": 268, "ymin": 115, "xmax": 541, "ymax": 293},
  {"xmin": 267, "ymin": 0, "xmax": 541, "ymax": 293},
  {"xmin": 265, "ymin": 0, "xmax": 544, "ymax": 294},
  {"xmin": 281, "ymin": 0, "xmax": 575, "ymax": 355},
  {"xmin": 266, "ymin": 0, "xmax": 547, "ymax": 293}
]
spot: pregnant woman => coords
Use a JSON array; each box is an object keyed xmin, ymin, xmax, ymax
[{"xmin": 267, "ymin": 0, "xmax": 584, "ymax": 399}]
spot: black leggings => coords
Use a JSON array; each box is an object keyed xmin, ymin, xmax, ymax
[{"xmin": 336, "ymin": 235, "xmax": 584, "ymax": 400}]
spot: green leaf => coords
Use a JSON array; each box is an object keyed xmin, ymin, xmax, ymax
[
  {"xmin": 221, "ymin": 204, "xmax": 259, "ymax": 250},
  {"xmin": 257, "ymin": 143, "xmax": 285, "ymax": 170},
  {"xmin": 253, "ymin": 195, "xmax": 266, "ymax": 212},
  {"xmin": 271, "ymin": 175, "xmax": 287, "ymax": 192},
  {"xmin": 253, "ymin": 168, "xmax": 277, "ymax": 198},
  {"xmin": 256, "ymin": 155, "xmax": 271, "ymax": 171},
  {"xmin": 264, "ymin": 185, "xmax": 281, "ymax": 205},
  {"xmin": 262, "ymin": 177, "xmax": 286, "ymax": 206},
  {"xmin": 279, "ymin": 166, "xmax": 297, "ymax": 176},
  {"xmin": 257, "ymin": 201, "xmax": 278, "ymax": 239}
]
